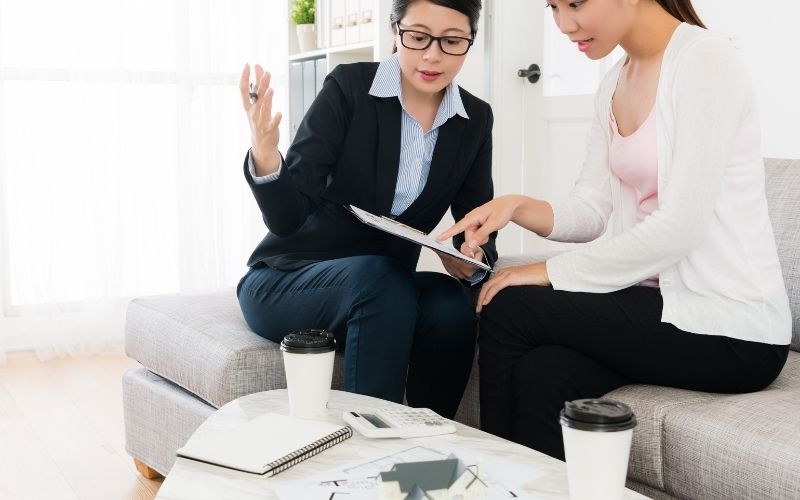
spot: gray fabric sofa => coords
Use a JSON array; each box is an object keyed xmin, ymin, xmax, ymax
[{"xmin": 123, "ymin": 158, "xmax": 800, "ymax": 499}]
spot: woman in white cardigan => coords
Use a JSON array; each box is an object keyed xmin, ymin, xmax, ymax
[{"xmin": 439, "ymin": 0, "xmax": 791, "ymax": 460}]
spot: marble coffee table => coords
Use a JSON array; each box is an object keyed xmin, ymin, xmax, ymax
[{"xmin": 156, "ymin": 389, "xmax": 648, "ymax": 499}]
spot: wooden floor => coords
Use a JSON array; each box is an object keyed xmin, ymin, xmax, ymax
[{"xmin": 0, "ymin": 353, "xmax": 163, "ymax": 500}]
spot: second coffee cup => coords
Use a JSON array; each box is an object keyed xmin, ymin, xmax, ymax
[
  {"xmin": 560, "ymin": 398, "xmax": 637, "ymax": 500},
  {"xmin": 280, "ymin": 329, "xmax": 336, "ymax": 418}
]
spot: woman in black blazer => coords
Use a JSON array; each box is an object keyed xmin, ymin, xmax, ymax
[{"xmin": 236, "ymin": 0, "xmax": 495, "ymax": 418}]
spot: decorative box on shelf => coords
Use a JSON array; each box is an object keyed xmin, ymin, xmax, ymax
[
  {"xmin": 329, "ymin": 0, "xmax": 379, "ymax": 47},
  {"xmin": 359, "ymin": 0, "xmax": 374, "ymax": 42}
]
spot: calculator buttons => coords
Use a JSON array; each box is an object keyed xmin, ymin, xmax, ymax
[{"xmin": 343, "ymin": 407, "xmax": 456, "ymax": 438}]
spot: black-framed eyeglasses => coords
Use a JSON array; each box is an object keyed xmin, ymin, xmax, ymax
[{"xmin": 396, "ymin": 25, "xmax": 474, "ymax": 56}]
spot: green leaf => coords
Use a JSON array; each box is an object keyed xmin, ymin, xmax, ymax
[{"xmin": 291, "ymin": 0, "xmax": 315, "ymax": 25}]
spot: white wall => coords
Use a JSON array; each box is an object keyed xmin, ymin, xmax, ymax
[{"xmin": 693, "ymin": 1, "xmax": 800, "ymax": 159}]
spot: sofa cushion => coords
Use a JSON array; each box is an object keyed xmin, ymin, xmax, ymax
[
  {"xmin": 764, "ymin": 158, "xmax": 800, "ymax": 351},
  {"xmin": 658, "ymin": 351, "xmax": 800, "ymax": 500},
  {"xmin": 125, "ymin": 289, "xmax": 345, "ymax": 408},
  {"xmin": 604, "ymin": 384, "xmax": 722, "ymax": 491}
]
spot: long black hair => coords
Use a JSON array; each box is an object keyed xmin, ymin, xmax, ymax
[
  {"xmin": 654, "ymin": 0, "xmax": 706, "ymax": 28},
  {"xmin": 389, "ymin": 0, "xmax": 482, "ymax": 36}
]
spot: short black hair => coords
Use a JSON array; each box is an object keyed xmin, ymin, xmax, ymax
[{"xmin": 389, "ymin": 0, "xmax": 482, "ymax": 36}]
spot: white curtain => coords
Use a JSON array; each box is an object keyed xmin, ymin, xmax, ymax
[{"xmin": 0, "ymin": 0, "xmax": 289, "ymax": 362}]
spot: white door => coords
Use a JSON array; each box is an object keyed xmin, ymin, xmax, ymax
[{"xmin": 487, "ymin": 0, "xmax": 620, "ymax": 256}]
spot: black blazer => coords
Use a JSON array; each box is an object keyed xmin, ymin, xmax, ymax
[{"xmin": 244, "ymin": 62, "xmax": 497, "ymax": 275}]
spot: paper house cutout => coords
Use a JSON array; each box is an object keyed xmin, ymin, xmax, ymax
[{"xmin": 378, "ymin": 454, "xmax": 487, "ymax": 500}]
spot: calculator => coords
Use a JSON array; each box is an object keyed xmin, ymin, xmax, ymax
[{"xmin": 342, "ymin": 407, "xmax": 457, "ymax": 438}]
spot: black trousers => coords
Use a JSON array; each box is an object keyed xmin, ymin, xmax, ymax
[{"xmin": 478, "ymin": 285, "xmax": 789, "ymax": 460}]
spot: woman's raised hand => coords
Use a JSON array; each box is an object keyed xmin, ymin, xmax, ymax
[
  {"xmin": 240, "ymin": 63, "xmax": 282, "ymax": 176},
  {"xmin": 437, "ymin": 195, "xmax": 523, "ymax": 251}
]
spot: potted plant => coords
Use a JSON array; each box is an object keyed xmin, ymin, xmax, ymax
[{"xmin": 291, "ymin": 0, "xmax": 316, "ymax": 53}]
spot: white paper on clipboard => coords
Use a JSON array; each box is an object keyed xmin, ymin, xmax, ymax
[{"xmin": 347, "ymin": 205, "xmax": 492, "ymax": 272}]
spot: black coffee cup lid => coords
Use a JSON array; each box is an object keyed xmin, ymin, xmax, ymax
[
  {"xmin": 280, "ymin": 329, "xmax": 336, "ymax": 354},
  {"xmin": 559, "ymin": 399, "xmax": 636, "ymax": 432}
]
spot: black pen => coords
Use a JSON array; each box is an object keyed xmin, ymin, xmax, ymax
[{"xmin": 249, "ymin": 82, "xmax": 258, "ymax": 104}]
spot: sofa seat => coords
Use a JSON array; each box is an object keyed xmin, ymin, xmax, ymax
[
  {"xmin": 126, "ymin": 287, "xmax": 482, "ymax": 424},
  {"xmin": 606, "ymin": 352, "xmax": 800, "ymax": 498},
  {"xmin": 125, "ymin": 290, "xmax": 347, "ymax": 409},
  {"xmin": 604, "ymin": 384, "xmax": 723, "ymax": 491},
  {"xmin": 660, "ymin": 352, "xmax": 800, "ymax": 499}
]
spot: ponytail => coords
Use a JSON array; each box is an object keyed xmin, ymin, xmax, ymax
[{"xmin": 654, "ymin": 0, "xmax": 706, "ymax": 28}]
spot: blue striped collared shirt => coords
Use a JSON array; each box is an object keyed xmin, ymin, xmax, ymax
[
  {"xmin": 372, "ymin": 56, "xmax": 485, "ymax": 281},
  {"xmin": 368, "ymin": 53, "xmax": 468, "ymax": 216}
]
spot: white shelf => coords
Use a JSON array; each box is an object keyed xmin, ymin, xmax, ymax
[
  {"xmin": 288, "ymin": 48, "xmax": 328, "ymax": 61},
  {"xmin": 288, "ymin": 41, "xmax": 375, "ymax": 61},
  {"xmin": 329, "ymin": 40, "xmax": 374, "ymax": 54}
]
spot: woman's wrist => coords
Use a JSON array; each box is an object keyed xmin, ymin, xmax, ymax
[
  {"xmin": 252, "ymin": 148, "xmax": 281, "ymax": 177},
  {"xmin": 539, "ymin": 261, "xmax": 551, "ymax": 285},
  {"xmin": 511, "ymin": 196, "xmax": 554, "ymax": 237},
  {"xmin": 508, "ymin": 194, "xmax": 527, "ymax": 223}
]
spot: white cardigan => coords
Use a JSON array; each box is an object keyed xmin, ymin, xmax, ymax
[{"xmin": 544, "ymin": 23, "xmax": 791, "ymax": 345}]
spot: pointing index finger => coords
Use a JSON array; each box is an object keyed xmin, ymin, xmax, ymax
[{"xmin": 436, "ymin": 218, "xmax": 470, "ymax": 242}]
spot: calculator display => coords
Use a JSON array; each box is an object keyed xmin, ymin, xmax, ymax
[{"xmin": 361, "ymin": 413, "xmax": 391, "ymax": 428}]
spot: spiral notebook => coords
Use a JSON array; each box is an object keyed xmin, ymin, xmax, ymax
[{"xmin": 176, "ymin": 413, "xmax": 353, "ymax": 476}]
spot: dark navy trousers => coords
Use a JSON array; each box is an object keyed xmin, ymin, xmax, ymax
[{"xmin": 237, "ymin": 255, "xmax": 477, "ymax": 418}]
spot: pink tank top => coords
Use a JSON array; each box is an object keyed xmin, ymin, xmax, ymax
[{"xmin": 609, "ymin": 104, "xmax": 660, "ymax": 287}]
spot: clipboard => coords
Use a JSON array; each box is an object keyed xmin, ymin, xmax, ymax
[{"xmin": 346, "ymin": 205, "xmax": 492, "ymax": 272}]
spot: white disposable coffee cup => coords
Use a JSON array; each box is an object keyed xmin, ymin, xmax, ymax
[
  {"xmin": 280, "ymin": 329, "xmax": 336, "ymax": 418},
  {"xmin": 560, "ymin": 399, "xmax": 637, "ymax": 500}
]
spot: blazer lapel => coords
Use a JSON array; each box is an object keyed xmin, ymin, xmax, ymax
[
  {"xmin": 374, "ymin": 97, "xmax": 402, "ymax": 216},
  {"xmin": 398, "ymin": 116, "xmax": 467, "ymax": 222}
]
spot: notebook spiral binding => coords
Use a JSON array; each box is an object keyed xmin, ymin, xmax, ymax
[{"xmin": 265, "ymin": 425, "xmax": 353, "ymax": 475}]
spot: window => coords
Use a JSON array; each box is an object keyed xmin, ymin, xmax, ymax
[{"xmin": 0, "ymin": 0, "xmax": 287, "ymax": 354}]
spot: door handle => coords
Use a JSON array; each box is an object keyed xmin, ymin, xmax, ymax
[{"xmin": 517, "ymin": 64, "xmax": 541, "ymax": 84}]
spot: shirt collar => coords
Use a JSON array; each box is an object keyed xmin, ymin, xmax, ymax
[{"xmin": 368, "ymin": 53, "xmax": 469, "ymax": 124}]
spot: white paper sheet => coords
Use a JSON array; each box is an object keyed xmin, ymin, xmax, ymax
[{"xmin": 271, "ymin": 438, "xmax": 544, "ymax": 499}]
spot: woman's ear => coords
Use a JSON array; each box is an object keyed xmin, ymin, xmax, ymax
[{"xmin": 391, "ymin": 23, "xmax": 399, "ymax": 53}]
